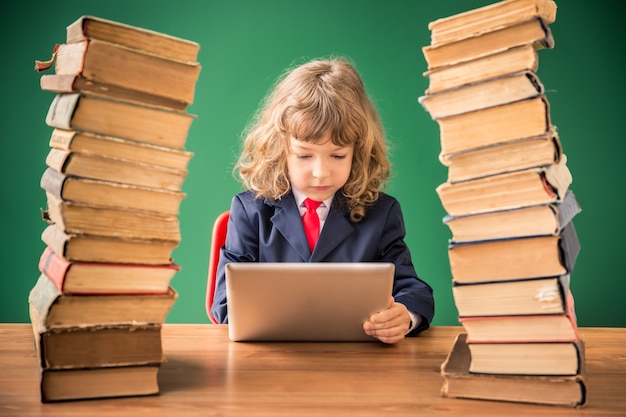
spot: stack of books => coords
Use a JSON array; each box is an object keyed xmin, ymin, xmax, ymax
[
  {"xmin": 419, "ymin": 0, "xmax": 587, "ymax": 408},
  {"xmin": 28, "ymin": 15, "xmax": 201, "ymax": 402}
]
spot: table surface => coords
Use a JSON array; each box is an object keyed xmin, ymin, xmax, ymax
[{"xmin": 1, "ymin": 324, "xmax": 624, "ymax": 417}]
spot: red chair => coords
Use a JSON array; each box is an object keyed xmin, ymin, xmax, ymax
[{"xmin": 206, "ymin": 210, "xmax": 230, "ymax": 324}]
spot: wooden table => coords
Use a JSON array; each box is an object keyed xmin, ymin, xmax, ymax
[{"xmin": 0, "ymin": 324, "xmax": 624, "ymax": 416}]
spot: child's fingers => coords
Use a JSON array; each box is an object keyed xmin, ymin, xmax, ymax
[
  {"xmin": 363, "ymin": 321, "xmax": 405, "ymax": 344},
  {"xmin": 363, "ymin": 299, "xmax": 411, "ymax": 344}
]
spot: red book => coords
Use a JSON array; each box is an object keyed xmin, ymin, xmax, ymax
[{"xmin": 38, "ymin": 246, "xmax": 179, "ymax": 294}]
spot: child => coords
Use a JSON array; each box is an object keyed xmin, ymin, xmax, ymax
[{"xmin": 210, "ymin": 57, "xmax": 434, "ymax": 344}]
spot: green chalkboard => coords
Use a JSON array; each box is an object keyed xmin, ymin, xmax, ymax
[{"xmin": 1, "ymin": 1, "xmax": 624, "ymax": 327}]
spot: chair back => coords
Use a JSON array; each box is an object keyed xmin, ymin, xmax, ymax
[{"xmin": 206, "ymin": 210, "xmax": 230, "ymax": 323}]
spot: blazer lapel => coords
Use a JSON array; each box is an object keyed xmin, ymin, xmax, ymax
[
  {"xmin": 267, "ymin": 191, "xmax": 355, "ymax": 262},
  {"xmin": 267, "ymin": 194, "xmax": 311, "ymax": 261},
  {"xmin": 311, "ymin": 198, "xmax": 354, "ymax": 261}
]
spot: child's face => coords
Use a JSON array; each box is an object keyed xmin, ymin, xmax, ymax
[{"xmin": 287, "ymin": 133, "xmax": 353, "ymax": 202}]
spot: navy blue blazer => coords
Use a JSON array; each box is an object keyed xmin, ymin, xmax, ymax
[{"xmin": 210, "ymin": 190, "xmax": 435, "ymax": 335}]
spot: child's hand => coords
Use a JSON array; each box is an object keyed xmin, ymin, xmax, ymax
[{"xmin": 363, "ymin": 296, "xmax": 411, "ymax": 344}]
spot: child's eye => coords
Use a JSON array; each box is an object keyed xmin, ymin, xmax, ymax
[
  {"xmin": 332, "ymin": 154, "xmax": 348, "ymax": 160},
  {"xmin": 296, "ymin": 154, "xmax": 311, "ymax": 159}
]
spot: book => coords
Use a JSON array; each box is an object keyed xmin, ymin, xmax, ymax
[
  {"xmin": 467, "ymin": 339, "xmax": 584, "ymax": 376},
  {"xmin": 43, "ymin": 192, "xmax": 181, "ymax": 241},
  {"xmin": 48, "ymin": 129, "xmax": 193, "ymax": 171},
  {"xmin": 459, "ymin": 312, "xmax": 579, "ymax": 343},
  {"xmin": 45, "ymin": 93, "xmax": 195, "ymax": 149},
  {"xmin": 39, "ymin": 39, "xmax": 201, "ymax": 107},
  {"xmin": 38, "ymin": 364, "xmax": 160, "ymax": 402},
  {"xmin": 30, "ymin": 319, "xmax": 164, "ymax": 369},
  {"xmin": 41, "ymin": 168, "xmax": 186, "ymax": 216},
  {"xmin": 444, "ymin": 189, "xmax": 580, "ymax": 243},
  {"xmin": 452, "ymin": 274, "xmax": 570, "ymax": 317},
  {"xmin": 459, "ymin": 289, "xmax": 578, "ymax": 343},
  {"xmin": 41, "ymin": 224, "xmax": 179, "ymax": 265},
  {"xmin": 425, "ymin": 44, "xmax": 539, "ymax": 95},
  {"xmin": 66, "ymin": 15, "xmax": 200, "ymax": 63},
  {"xmin": 45, "ymin": 147, "xmax": 188, "ymax": 192},
  {"xmin": 28, "ymin": 273, "xmax": 178, "ymax": 329},
  {"xmin": 440, "ymin": 333, "xmax": 586, "ymax": 407},
  {"xmin": 40, "ymin": 74, "xmax": 189, "ymax": 112},
  {"xmin": 419, "ymin": 70, "xmax": 544, "ymax": 119},
  {"xmin": 437, "ymin": 95, "xmax": 552, "ymax": 158},
  {"xmin": 38, "ymin": 246, "xmax": 179, "ymax": 294},
  {"xmin": 423, "ymin": 17, "xmax": 554, "ymax": 70},
  {"xmin": 442, "ymin": 133, "xmax": 562, "ymax": 184},
  {"xmin": 428, "ymin": 0, "xmax": 557, "ymax": 47},
  {"xmin": 448, "ymin": 221, "xmax": 580, "ymax": 284},
  {"xmin": 436, "ymin": 157, "xmax": 572, "ymax": 217}
]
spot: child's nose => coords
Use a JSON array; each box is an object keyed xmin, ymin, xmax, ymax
[{"xmin": 312, "ymin": 158, "xmax": 330, "ymax": 178}]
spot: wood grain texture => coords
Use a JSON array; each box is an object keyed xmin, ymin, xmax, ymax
[{"xmin": 0, "ymin": 324, "xmax": 624, "ymax": 416}]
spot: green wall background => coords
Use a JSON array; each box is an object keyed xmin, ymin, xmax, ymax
[{"xmin": 1, "ymin": 1, "xmax": 624, "ymax": 327}]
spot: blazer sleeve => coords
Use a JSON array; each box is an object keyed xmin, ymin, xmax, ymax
[
  {"xmin": 375, "ymin": 198, "xmax": 435, "ymax": 336},
  {"xmin": 210, "ymin": 193, "xmax": 259, "ymax": 323}
]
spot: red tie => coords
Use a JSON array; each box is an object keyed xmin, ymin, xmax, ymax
[{"xmin": 302, "ymin": 198, "xmax": 322, "ymax": 252}]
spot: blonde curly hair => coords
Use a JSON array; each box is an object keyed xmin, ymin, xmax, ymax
[{"xmin": 234, "ymin": 57, "xmax": 391, "ymax": 222}]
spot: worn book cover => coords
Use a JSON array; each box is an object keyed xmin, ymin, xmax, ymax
[
  {"xmin": 453, "ymin": 274, "xmax": 570, "ymax": 317},
  {"xmin": 38, "ymin": 246, "xmax": 179, "ymax": 294},
  {"xmin": 459, "ymin": 289, "xmax": 579, "ymax": 343},
  {"xmin": 444, "ymin": 189, "xmax": 580, "ymax": 243},
  {"xmin": 420, "ymin": 70, "xmax": 544, "ymax": 119},
  {"xmin": 428, "ymin": 0, "xmax": 557, "ymax": 46},
  {"xmin": 41, "ymin": 168, "xmax": 186, "ymax": 216},
  {"xmin": 423, "ymin": 17, "xmax": 554, "ymax": 70},
  {"xmin": 28, "ymin": 273, "xmax": 178, "ymax": 329},
  {"xmin": 45, "ymin": 147, "xmax": 188, "ymax": 192},
  {"xmin": 441, "ymin": 333, "xmax": 586, "ymax": 407},
  {"xmin": 48, "ymin": 128, "xmax": 193, "ymax": 171},
  {"xmin": 66, "ymin": 15, "xmax": 200, "ymax": 62},
  {"xmin": 38, "ymin": 364, "xmax": 161, "ymax": 402},
  {"xmin": 448, "ymin": 220, "xmax": 580, "ymax": 284},
  {"xmin": 38, "ymin": 39, "xmax": 201, "ymax": 107},
  {"xmin": 437, "ymin": 157, "xmax": 572, "ymax": 217},
  {"xmin": 43, "ymin": 192, "xmax": 181, "ymax": 241},
  {"xmin": 40, "ymin": 224, "xmax": 179, "ymax": 265},
  {"xmin": 45, "ymin": 93, "xmax": 195, "ymax": 150}
]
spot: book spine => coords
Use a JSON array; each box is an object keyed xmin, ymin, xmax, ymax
[
  {"xmin": 560, "ymin": 222, "xmax": 581, "ymax": 273},
  {"xmin": 426, "ymin": 45, "xmax": 539, "ymax": 95},
  {"xmin": 41, "ymin": 225, "xmax": 69, "ymax": 259},
  {"xmin": 28, "ymin": 274, "xmax": 61, "ymax": 326},
  {"xmin": 40, "ymin": 168, "xmax": 66, "ymax": 198},
  {"xmin": 38, "ymin": 247, "xmax": 70, "ymax": 292},
  {"xmin": 421, "ymin": 70, "xmax": 545, "ymax": 120},
  {"xmin": 424, "ymin": 18, "xmax": 554, "ymax": 70},
  {"xmin": 40, "ymin": 74, "xmax": 80, "ymax": 94},
  {"xmin": 54, "ymin": 42, "xmax": 87, "ymax": 75},
  {"xmin": 65, "ymin": 17, "xmax": 87, "ymax": 43},
  {"xmin": 45, "ymin": 148, "xmax": 71, "ymax": 173},
  {"xmin": 557, "ymin": 190, "xmax": 582, "ymax": 229},
  {"xmin": 45, "ymin": 94, "xmax": 81, "ymax": 130},
  {"xmin": 49, "ymin": 128, "xmax": 76, "ymax": 150}
]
